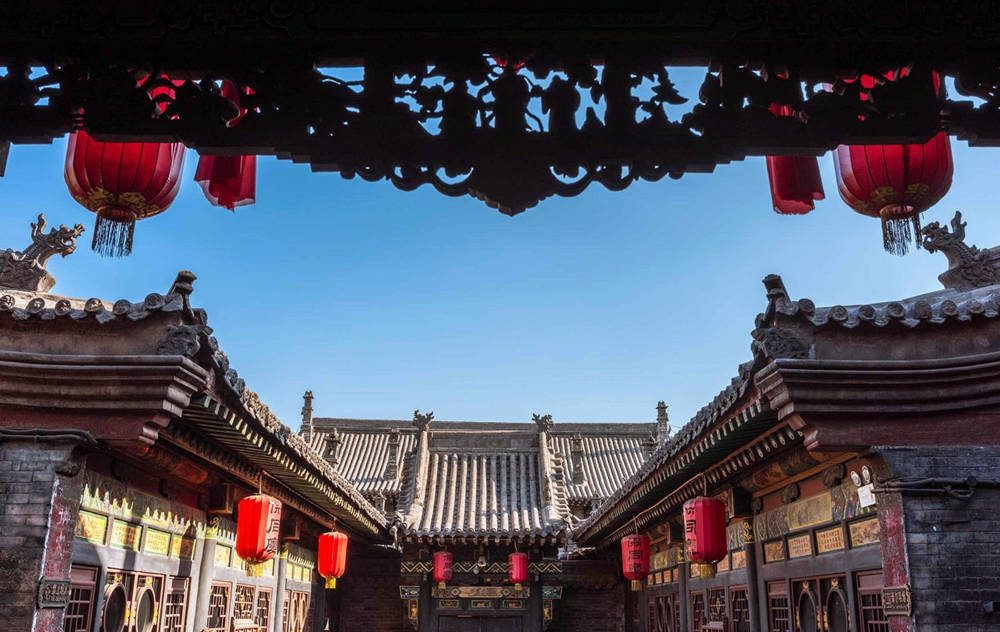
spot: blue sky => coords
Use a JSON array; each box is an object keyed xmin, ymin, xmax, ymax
[{"xmin": 3, "ymin": 108, "xmax": 999, "ymax": 433}]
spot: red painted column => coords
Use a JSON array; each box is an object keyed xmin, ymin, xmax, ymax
[{"xmin": 871, "ymin": 456, "xmax": 914, "ymax": 632}]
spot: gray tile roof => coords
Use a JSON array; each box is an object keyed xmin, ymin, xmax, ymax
[
  {"xmin": 313, "ymin": 418, "xmax": 655, "ymax": 542},
  {"xmin": 404, "ymin": 449, "xmax": 565, "ymax": 540},
  {"xmin": 550, "ymin": 433, "xmax": 651, "ymax": 502},
  {"xmin": 331, "ymin": 428, "xmax": 417, "ymax": 495}
]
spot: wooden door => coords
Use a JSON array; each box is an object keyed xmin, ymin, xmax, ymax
[
  {"xmin": 435, "ymin": 616, "xmax": 524, "ymax": 632},
  {"xmin": 483, "ymin": 618, "xmax": 523, "ymax": 632},
  {"xmin": 436, "ymin": 617, "xmax": 483, "ymax": 632}
]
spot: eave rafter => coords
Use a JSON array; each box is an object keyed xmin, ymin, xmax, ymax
[
  {"xmin": 182, "ymin": 393, "xmax": 388, "ymax": 541},
  {"xmin": 575, "ymin": 396, "xmax": 778, "ymax": 547}
]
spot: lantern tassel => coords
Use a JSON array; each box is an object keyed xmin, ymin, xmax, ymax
[
  {"xmin": 630, "ymin": 580, "xmax": 643, "ymax": 592},
  {"xmin": 91, "ymin": 213, "xmax": 135, "ymax": 258},
  {"xmin": 246, "ymin": 562, "xmax": 262, "ymax": 578},
  {"xmin": 880, "ymin": 211, "xmax": 921, "ymax": 256},
  {"xmin": 325, "ymin": 577, "xmax": 337, "ymax": 589}
]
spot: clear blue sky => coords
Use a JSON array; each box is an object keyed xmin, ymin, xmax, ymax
[{"xmin": 3, "ymin": 94, "xmax": 999, "ymax": 433}]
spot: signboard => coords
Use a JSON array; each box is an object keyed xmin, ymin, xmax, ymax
[
  {"xmin": 763, "ymin": 540, "xmax": 786, "ymax": 563},
  {"xmin": 215, "ymin": 544, "xmax": 232, "ymax": 567},
  {"xmin": 37, "ymin": 579, "xmax": 71, "ymax": 608},
  {"xmin": 787, "ymin": 534, "xmax": 813, "ymax": 559},
  {"xmin": 730, "ymin": 550, "xmax": 746, "ymax": 570},
  {"xmin": 109, "ymin": 521, "xmax": 141, "ymax": 551},
  {"xmin": 172, "ymin": 536, "xmax": 196, "ymax": 560},
  {"xmin": 882, "ymin": 585, "xmax": 912, "ymax": 616},
  {"xmin": 144, "ymin": 529, "xmax": 170, "ymax": 556},
  {"xmin": 816, "ymin": 526, "xmax": 846, "ymax": 554},
  {"xmin": 857, "ymin": 484, "xmax": 876, "ymax": 508},
  {"xmin": 849, "ymin": 518, "xmax": 881, "ymax": 548},
  {"xmin": 75, "ymin": 511, "xmax": 108, "ymax": 544},
  {"xmin": 716, "ymin": 555, "xmax": 730, "ymax": 573}
]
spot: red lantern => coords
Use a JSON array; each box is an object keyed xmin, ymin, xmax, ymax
[
  {"xmin": 64, "ymin": 130, "xmax": 185, "ymax": 257},
  {"xmin": 508, "ymin": 552, "xmax": 528, "ymax": 589},
  {"xmin": 318, "ymin": 531, "xmax": 348, "ymax": 589},
  {"xmin": 766, "ymin": 104, "xmax": 824, "ymax": 215},
  {"xmin": 833, "ymin": 71, "xmax": 951, "ymax": 255},
  {"xmin": 833, "ymin": 131, "xmax": 953, "ymax": 255},
  {"xmin": 235, "ymin": 494, "xmax": 282, "ymax": 577},
  {"xmin": 621, "ymin": 534, "xmax": 650, "ymax": 592},
  {"xmin": 433, "ymin": 551, "xmax": 453, "ymax": 589},
  {"xmin": 194, "ymin": 81, "xmax": 256, "ymax": 210},
  {"xmin": 683, "ymin": 497, "xmax": 727, "ymax": 579}
]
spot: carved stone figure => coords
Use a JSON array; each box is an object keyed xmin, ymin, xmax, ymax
[
  {"xmin": 412, "ymin": 410, "xmax": 434, "ymax": 431},
  {"xmin": 0, "ymin": 214, "xmax": 85, "ymax": 291},
  {"xmin": 921, "ymin": 211, "xmax": 1000, "ymax": 290},
  {"xmin": 532, "ymin": 413, "xmax": 554, "ymax": 432}
]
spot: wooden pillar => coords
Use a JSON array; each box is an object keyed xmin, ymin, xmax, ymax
[
  {"xmin": 623, "ymin": 581, "xmax": 636, "ymax": 632},
  {"xmin": 678, "ymin": 562, "xmax": 690, "ymax": 632},
  {"xmin": 743, "ymin": 543, "xmax": 761, "ymax": 632},
  {"xmin": 419, "ymin": 573, "xmax": 433, "ymax": 632},
  {"xmin": 528, "ymin": 573, "xmax": 542, "ymax": 632},
  {"xmin": 313, "ymin": 583, "xmax": 326, "ymax": 632},
  {"xmin": 272, "ymin": 547, "xmax": 289, "ymax": 632},
  {"xmin": 191, "ymin": 526, "xmax": 217, "ymax": 630}
]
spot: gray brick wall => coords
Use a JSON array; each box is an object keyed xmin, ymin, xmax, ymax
[
  {"xmin": 0, "ymin": 441, "xmax": 84, "ymax": 630},
  {"xmin": 878, "ymin": 447, "xmax": 1000, "ymax": 632}
]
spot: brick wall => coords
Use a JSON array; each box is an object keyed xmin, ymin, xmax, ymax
[
  {"xmin": 878, "ymin": 447, "xmax": 1000, "ymax": 632},
  {"xmin": 335, "ymin": 559, "xmax": 411, "ymax": 632},
  {"xmin": 549, "ymin": 585, "xmax": 625, "ymax": 632},
  {"xmin": 0, "ymin": 440, "xmax": 86, "ymax": 632}
]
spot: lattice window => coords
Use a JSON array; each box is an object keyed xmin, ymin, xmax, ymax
[
  {"xmin": 857, "ymin": 571, "xmax": 889, "ymax": 632},
  {"xmin": 282, "ymin": 590, "xmax": 290, "ymax": 632},
  {"xmin": 65, "ymin": 566, "xmax": 99, "ymax": 632},
  {"xmin": 708, "ymin": 588, "xmax": 726, "ymax": 623},
  {"xmin": 206, "ymin": 582, "xmax": 231, "ymax": 632},
  {"xmin": 649, "ymin": 598, "xmax": 662, "ymax": 632},
  {"xmin": 767, "ymin": 582, "xmax": 790, "ymax": 632},
  {"xmin": 730, "ymin": 587, "xmax": 750, "ymax": 632},
  {"xmin": 161, "ymin": 577, "xmax": 189, "ymax": 632},
  {"xmin": 234, "ymin": 584, "xmax": 256, "ymax": 619},
  {"xmin": 691, "ymin": 592, "xmax": 706, "ymax": 629},
  {"xmin": 256, "ymin": 589, "xmax": 272, "ymax": 632}
]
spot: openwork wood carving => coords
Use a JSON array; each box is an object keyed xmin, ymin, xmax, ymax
[{"xmin": 5, "ymin": 2, "xmax": 1000, "ymax": 213}]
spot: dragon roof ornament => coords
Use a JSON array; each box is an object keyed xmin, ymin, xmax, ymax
[{"xmin": 0, "ymin": 214, "xmax": 85, "ymax": 292}]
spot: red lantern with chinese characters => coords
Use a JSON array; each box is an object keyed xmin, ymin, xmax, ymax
[
  {"xmin": 318, "ymin": 531, "xmax": 348, "ymax": 589},
  {"xmin": 683, "ymin": 497, "xmax": 727, "ymax": 579},
  {"xmin": 433, "ymin": 551, "xmax": 453, "ymax": 589},
  {"xmin": 64, "ymin": 130, "xmax": 185, "ymax": 257},
  {"xmin": 834, "ymin": 131, "xmax": 953, "ymax": 255},
  {"xmin": 508, "ymin": 552, "xmax": 528, "ymax": 589},
  {"xmin": 620, "ymin": 534, "xmax": 650, "ymax": 591},
  {"xmin": 235, "ymin": 494, "xmax": 282, "ymax": 577},
  {"xmin": 766, "ymin": 104, "xmax": 825, "ymax": 215},
  {"xmin": 194, "ymin": 80, "xmax": 256, "ymax": 210}
]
